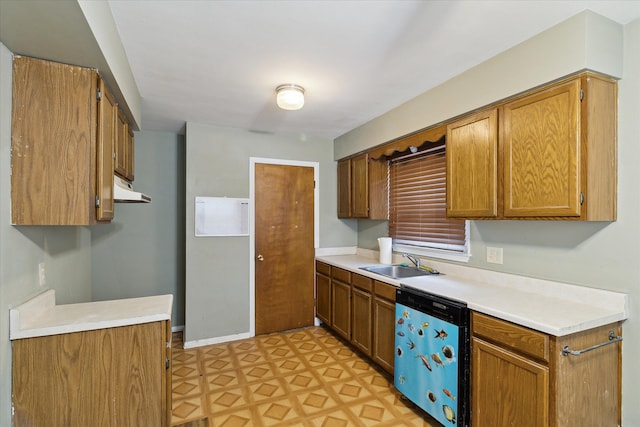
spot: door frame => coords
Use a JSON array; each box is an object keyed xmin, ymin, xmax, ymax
[{"xmin": 249, "ymin": 157, "xmax": 319, "ymax": 337}]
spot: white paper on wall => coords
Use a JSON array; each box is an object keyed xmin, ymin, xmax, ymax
[{"xmin": 195, "ymin": 197, "xmax": 249, "ymax": 236}]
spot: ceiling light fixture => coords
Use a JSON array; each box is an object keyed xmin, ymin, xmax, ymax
[{"xmin": 276, "ymin": 84, "xmax": 305, "ymax": 110}]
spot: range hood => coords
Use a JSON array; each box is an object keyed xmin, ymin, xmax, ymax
[{"xmin": 113, "ymin": 176, "xmax": 151, "ymax": 203}]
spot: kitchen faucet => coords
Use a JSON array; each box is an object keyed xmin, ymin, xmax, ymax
[{"xmin": 403, "ymin": 253, "xmax": 421, "ymax": 269}]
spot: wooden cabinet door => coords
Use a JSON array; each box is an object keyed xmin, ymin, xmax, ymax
[
  {"xmin": 337, "ymin": 159, "xmax": 351, "ymax": 217},
  {"xmin": 115, "ymin": 108, "xmax": 128, "ymax": 178},
  {"xmin": 447, "ymin": 108, "xmax": 498, "ymax": 217},
  {"xmin": 96, "ymin": 78, "xmax": 116, "ymax": 221},
  {"xmin": 373, "ymin": 289, "xmax": 396, "ymax": 374},
  {"xmin": 503, "ymin": 79, "xmax": 581, "ymax": 218},
  {"xmin": 316, "ymin": 271, "xmax": 332, "ymax": 326},
  {"xmin": 126, "ymin": 126, "xmax": 135, "ymax": 181},
  {"xmin": 351, "ymin": 286, "xmax": 372, "ymax": 356},
  {"xmin": 11, "ymin": 56, "xmax": 98, "ymax": 225},
  {"xmin": 350, "ymin": 153, "xmax": 369, "ymax": 218},
  {"xmin": 472, "ymin": 337, "xmax": 549, "ymax": 427},
  {"xmin": 331, "ymin": 279, "xmax": 351, "ymax": 340}
]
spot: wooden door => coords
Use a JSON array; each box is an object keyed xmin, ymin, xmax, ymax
[
  {"xmin": 255, "ymin": 163, "xmax": 315, "ymax": 335},
  {"xmin": 446, "ymin": 108, "xmax": 499, "ymax": 218},
  {"xmin": 472, "ymin": 337, "xmax": 549, "ymax": 427},
  {"xmin": 503, "ymin": 79, "xmax": 581, "ymax": 218}
]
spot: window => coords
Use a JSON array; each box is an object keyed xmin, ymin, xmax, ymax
[{"xmin": 388, "ymin": 140, "xmax": 470, "ymax": 262}]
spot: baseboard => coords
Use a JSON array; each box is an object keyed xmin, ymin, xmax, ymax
[{"xmin": 183, "ymin": 331, "xmax": 252, "ymax": 349}]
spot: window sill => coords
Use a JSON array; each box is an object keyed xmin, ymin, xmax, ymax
[{"xmin": 393, "ymin": 244, "xmax": 471, "ymax": 263}]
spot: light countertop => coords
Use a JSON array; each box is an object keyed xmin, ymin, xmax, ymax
[
  {"xmin": 10, "ymin": 290, "xmax": 173, "ymax": 340},
  {"xmin": 316, "ymin": 252, "xmax": 628, "ymax": 337}
]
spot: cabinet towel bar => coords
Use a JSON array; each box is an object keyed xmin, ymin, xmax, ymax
[{"xmin": 562, "ymin": 331, "xmax": 622, "ymax": 357}]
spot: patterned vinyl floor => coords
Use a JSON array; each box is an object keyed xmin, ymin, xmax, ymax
[{"xmin": 171, "ymin": 326, "xmax": 437, "ymax": 427}]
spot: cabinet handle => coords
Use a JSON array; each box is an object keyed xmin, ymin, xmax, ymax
[
  {"xmin": 561, "ymin": 331, "xmax": 622, "ymax": 356},
  {"xmin": 257, "ymin": 254, "xmax": 264, "ymax": 262}
]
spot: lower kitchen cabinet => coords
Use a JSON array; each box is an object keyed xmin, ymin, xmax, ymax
[
  {"xmin": 315, "ymin": 261, "xmax": 332, "ymax": 326},
  {"xmin": 351, "ymin": 273, "xmax": 373, "ymax": 357},
  {"xmin": 12, "ymin": 320, "xmax": 172, "ymax": 426},
  {"xmin": 472, "ymin": 312, "xmax": 621, "ymax": 427},
  {"xmin": 331, "ymin": 267, "xmax": 352, "ymax": 341},
  {"xmin": 315, "ymin": 262, "xmax": 397, "ymax": 374},
  {"xmin": 472, "ymin": 337, "xmax": 549, "ymax": 427},
  {"xmin": 372, "ymin": 280, "xmax": 396, "ymax": 374}
]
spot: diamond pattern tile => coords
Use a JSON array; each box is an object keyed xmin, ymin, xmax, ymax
[{"xmin": 170, "ymin": 327, "xmax": 435, "ymax": 426}]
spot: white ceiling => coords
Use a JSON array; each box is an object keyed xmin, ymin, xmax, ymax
[{"xmin": 106, "ymin": 1, "xmax": 640, "ymax": 140}]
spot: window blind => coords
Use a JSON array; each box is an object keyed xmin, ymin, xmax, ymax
[{"xmin": 389, "ymin": 142, "xmax": 467, "ymax": 252}]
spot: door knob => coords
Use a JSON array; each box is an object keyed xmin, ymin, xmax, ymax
[{"xmin": 257, "ymin": 254, "xmax": 264, "ymax": 261}]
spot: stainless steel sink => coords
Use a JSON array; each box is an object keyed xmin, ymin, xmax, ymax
[{"xmin": 359, "ymin": 265, "xmax": 439, "ymax": 279}]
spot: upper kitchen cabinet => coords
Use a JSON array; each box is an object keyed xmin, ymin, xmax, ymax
[
  {"xmin": 447, "ymin": 108, "xmax": 499, "ymax": 218},
  {"xmin": 337, "ymin": 153, "xmax": 388, "ymax": 219},
  {"xmin": 503, "ymin": 73, "xmax": 616, "ymax": 220},
  {"xmin": 446, "ymin": 72, "xmax": 617, "ymax": 221},
  {"xmin": 115, "ymin": 107, "xmax": 135, "ymax": 182},
  {"xmin": 11, "ymin": 56, "xmax": 115, "ymax": 225},
  {"xmin": 96, "ymin": 77, "xmax": 116, "ymax": 222}
]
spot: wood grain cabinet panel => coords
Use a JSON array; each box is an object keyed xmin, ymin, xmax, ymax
[
  {"xmin": 337, "ymin": 159, "xmax": 352, "ymax": 218},
  {"xmin": 96, "ymin": 78, "xmax": 116, "ymax": 222},
  {"xmin": 472, "ymin": 312, "xmax": 621, "ymax": 427},
  {"xmin": 315, "ymin": 261, "xmax": 332, "ymax": 326},
  {"xmin": 373, "ymin": 281, "xmax": 396, "ymax": 374},
  {"xmin": 11, "ymin": 56, "xmax": 119, "ymax": 225},
  {"xmin": 115, "ymin": 108, "xmax": 136, "ymax": 182},
  {"xmin": 445, "ymin": 72, "xmax": 616, "ymax": 221},
  {"xmin": 125, "ymin": 126, "xmax": 135, "ymax": 181},
  {"xmin": 504, "ymin": 79, "xmax": 581, "ymax": 218},
  {"xmin": 12, "ymin": 320, "xmax": 172, "ymax": 426},
  {"xmin": 472, "ymin": 337, "xmax": 549, "ymax": 427},
  {"xmin": 446, "ymin": 108, "xmax": 499, "ymax": 218},
  {"xmin": 337, "ymin": 154, "xmax": 388, "ymax": 219},
  {"xmin": 315, "ymin": 264, "xmax": 397, "ymax": 374},
  {"xmin": 351, "ymin": 273, "xmax": 374, "ymax": 356},
  {"xmin": 331, "ymin": 275, "xmax": 351, "ymax": 341}
]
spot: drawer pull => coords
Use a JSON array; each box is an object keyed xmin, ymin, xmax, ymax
[{"xmin": 561, "ymin": 331, "xmax": 622, "ymax": 357}]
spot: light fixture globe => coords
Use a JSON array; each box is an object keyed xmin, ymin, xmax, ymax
[{"xmin": 276, "ymin": 84, "xmax": 305, "ymax": 110}]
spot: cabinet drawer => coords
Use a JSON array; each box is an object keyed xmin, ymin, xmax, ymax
[
  {"xmin": 352, "ymin": 273, "xmax": 373, "ymax": 292},
  {"xmin": 472, "ymin": 312, "xmax": 549, "ymax": 362},
  {"xmin": 332, "ymin": 267, "xmax": 351, "ymax": 283},
  {"xmin": 316, "ymin": 261, "xmax": 331, "ymax": 276},
  {"xmin": 374, "ymin": 281, "xmax": 397, "ymax": 302}
]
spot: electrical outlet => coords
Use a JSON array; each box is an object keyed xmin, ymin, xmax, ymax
[
  {"xmin": 486, "ymin": 247, "xmax": 503, "ymax": 264},
  {"xmin": 38, "ymin": 262, "xmax": 46, "ymax": 287}
]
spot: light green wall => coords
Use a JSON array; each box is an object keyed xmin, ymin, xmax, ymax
[
  {"xmin": 91, "ymin": 130, "xmax": 186, "ymax": 326},
  {"xmin": 185, "ymin": 123, "xmax": 354, "ymax": 343},
  {"xmin": 337, "ymin": 13, "xmax": 640, "ymax": 426},
  {"xmin": 0, "ymin": 42, "xmax": 93, "ymax": 427},
  {"xmin": 335, "ymin": 11, "xmax": 623, "ymax": 159}
]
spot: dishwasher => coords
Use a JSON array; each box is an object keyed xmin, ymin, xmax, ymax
[{"xmin": 394, "ymin": 285, "xmax": 470, "ymax": 427}]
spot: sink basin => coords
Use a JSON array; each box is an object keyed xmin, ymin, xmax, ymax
[{"xmin": 360, "ymin": 265, "xmax": 439, "ymax": 279}]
